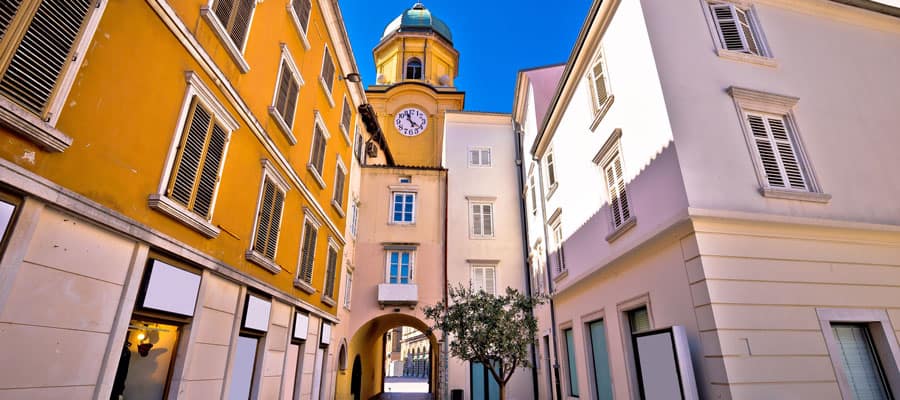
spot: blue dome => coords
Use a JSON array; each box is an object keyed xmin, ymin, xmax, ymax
[{"xmin": 382, "ymin": 3, "xmax": 453, "ymax": 43}]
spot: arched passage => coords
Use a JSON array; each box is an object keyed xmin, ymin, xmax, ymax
[{"xmin": 336, "ymin": 313, "xmax": 439, "ymax": 400}]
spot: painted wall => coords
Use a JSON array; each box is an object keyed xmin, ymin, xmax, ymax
[{"xmin": 444, "ymin": 112, "xmax": 531, "ymax": 400}]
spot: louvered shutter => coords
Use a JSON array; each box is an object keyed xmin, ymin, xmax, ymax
[
  {"xmin": 747, "ymin": 114, "xmax": 807, "ymax": 190},
  {"xmin": 324, "ymin": 247, "xmax": 337, "ymax": 297},
  {"xmin": 614, "ymin": 157, "xmax": 630, "ymax": 222},
  {"xmin": 311, "ymin": 126, "xmax": 326, "ymax": 173},
  {"xmin": 275, "ymin": 61, "xmax": 299, "ymax": 127},
  {"xmin": 469, "ymin": 150, "xmax": 480, "ymax": 165},
  {"xmin": 484, "ymin": 267, "xmax": 496, "ymax": 295},
  {"xmin": 472, "ymin": 267, "xmax": 484, "ymax": 292},
  {"xmin": 481, "ymin": 150, "xmax": 491, "ymax": 166},
  {"xmin": 214, "ymin": 0, "xmax": 254, "ymax": 50},
  {"xmin": 0, "ymin": 1, "xmax": 22, "ymax": 42},
  {"xmin": 472, "ymin": 204, "xmax": 482, "ymax": 236},
  {"xmin": 711, "ymin": 4, "xmax": 749, "ymax": 53},
  {"xmin": 333, "ymin": 168, "xmax": 345, "ymax": 206},
  {"xmin": 0, "ymin": 0, "xmax": 92, "ymax": 116},
  {"xmin": 605, "ymin": 161, "xmax": 622, "ymax": 227},
  {"xmin": 735, "ymin": 8, "xmax": 760, "ymax": 55},
  {"xmin": 300, "ymin": 221, "xmax": 317, "ymax": 283},
  {"xmin": 832, "ymin": 324, "xmax": 892, "ymax": 399},
  {"xmin": 482, "ymin": 204, "xmax": 494, "ymax": 236},
  {"xmin": 768, "ymin": 118, "xmax": 807, "ymax": 190},
  {"xmin": 171, "ymin": 101, "xmax": 212, "ymax": 207},
  {"xmin": 193, "ymin": 123, "xmax": 228, "ymax": 218},
  {"xmin": 591, "ymin": 58, "xmax": 608, "ymax": 108},
  {"xmin": 341, "ymin": 98, "xmax": 351, "ymax": 132},
  {"xmin": 321, "ymin": 48, "xmax": 335, "ymax": 92},
  {"xmin": 292, "ymin": 0, "xmax": 311, "ymax": 33},
  {"xmin": 546, "ymin": 153, "xmax": 556, "ymax": 185},
  {"xmin": 265, "ymin": 188, "xmax": 284, "ymax": 258},
  {"xmin": 253, "ymin": 179, "xmax": 275, "ymax": 255}
]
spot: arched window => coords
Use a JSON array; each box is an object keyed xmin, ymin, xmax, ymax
[
  {"xmin": 405, "ymin": 58, "xmax": 422, "ymax": 79},
  {"xmin": 338, "ymin": 341, "xmax": 348, "ymax": 371}
]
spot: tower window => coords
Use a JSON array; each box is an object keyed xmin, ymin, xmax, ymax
[{"xmin": 406, "ymin": 58, "xmax": 423, "ymax": 80}]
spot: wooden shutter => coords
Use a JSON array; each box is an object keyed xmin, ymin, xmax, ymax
[
  {"xmin": 321, "ymin": 48, "xmax": 335, "ymax": 92},
  {"xmin": 481, "ymin": 149, "xmax": 491, "ymax": 166},
  {"xmin": 253, "ymin": 179, "xmax": 283, "ymax": 259},
  {"xmin": 299, "ymin": 221, "xmax": 317, "ymax": 283},
  {"xmin": 275, "ymin": 60, "xmax": 299, "ymax": 126},
  {"xmin": 711, "ymin": 4, "xmax": 749, "ymax": 53},
  {"xmin": 735, "ymin": 8, "xmax": 759, "ymax": 55},
  {"xmin": 482, "ymin": 204, "xmax": 494, "ymax": 236},
  {"xmin": 591, "ymin": 57, "xmax": 608, "ymax": 108},
  {"xmin": 324, "ymin": 247, "xmax": 337, "ymax": 297},
  {"xmin": 169, "ymin": 99, "xmax": 228, "ymax": 218},
  {"xmin": 483, "ymin": 267, "xmax": 496, "ymax": 295},
  {"xmin": 341, "ymin": 98, "xmax": 351, "ymax": 132},
  {"xmin": 469, "ymin": 150, "xmax": 479, "ymax": 165},
  {"xmin": 747, "ymin": 113, "xmax": 807, "ymax": 190},
  {"xmin": 311, "ymin": 126, "xmax": 326, "ymax": 173},
  {"xmin": 472, "ymin": 267, "xmax": 484, "ymax": 292},
  {"xmin": 0, "ymin": 1, "xmax": 23, "ymax": 42},
  {"xmin": 604, "ymin": 154, "xmax": 629, "ymax": 228},
  {"xmin": 0, "ymin": 0, "xmax": 92, "ymax": 117},
  {"xmin": 265, "ymin": 189, "xmax": 284, "ymax": 258},
  {"xmin": 333, "ymin": 168, "xmax": 345, "ymax": 206},
  {"xmin": 193, "ymin": 123, "xmax": 228, "ymax": 218},
  {"xmin": 472, "ymin": 204, "xmax": 483, "ymax": 236},
  {"xmin": 214, "ymin": 0, "xmax": 254, "ymax": 50},
  {"xmin": 292, "ymin": 0, "xmax": 311, "ymax": 33}
]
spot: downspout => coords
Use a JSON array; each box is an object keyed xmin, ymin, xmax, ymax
[
  {"xmin": 513, "ymin": 122, "xmax": 540, "ymax": 400},
  {"xmin": 535, "ymin": 154, "xmax": 562, "ymax": 400},
  {"xmin": 442, "ymin": 168, "xmax": 450, "ymax": 400}
]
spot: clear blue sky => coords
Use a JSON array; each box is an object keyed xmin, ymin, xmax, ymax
[{"xmin": 339, "ymin": 0, "xmax": 593, "ymax": 113}]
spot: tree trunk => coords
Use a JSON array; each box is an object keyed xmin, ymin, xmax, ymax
[{"xmin": 499, "ymin": 383, "xmax": 506, "ymax": 400}]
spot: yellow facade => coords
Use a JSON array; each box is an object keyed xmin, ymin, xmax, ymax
[{"xmin": 0, "ymin": 0, "xmax": 359, "ymax": 314}]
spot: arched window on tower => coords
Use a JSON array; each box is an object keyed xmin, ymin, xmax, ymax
[{"xmin": 406, "ymin": 58, "xmax": 423, "ymax": 80}]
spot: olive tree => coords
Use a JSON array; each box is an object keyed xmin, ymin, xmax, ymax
[{"xmin": 423, "ymin": 285, "xmax": 545, "ymax": 400}]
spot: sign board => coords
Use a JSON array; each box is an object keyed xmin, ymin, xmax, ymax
[
  {"xmin": 632, "ymin": 325, "xmax": 699, "ymax": 400},
  {"xmin": 242, "ymin": 294, "xmax": 271, "ymax": 332},
  {"xmin": 293, "ymin": 311, "xmax": 309, "ymax": 341},
  {"xmin": 141, "ymin": 259, "xmax": 201, "ymax": 317}
]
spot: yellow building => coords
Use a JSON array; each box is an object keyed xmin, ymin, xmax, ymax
[{"xmin": 0, "ymin": 0, "xmax": 378, "ymax": 398}]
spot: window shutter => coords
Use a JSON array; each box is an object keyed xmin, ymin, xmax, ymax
[
  {"xmin": 333, "ymin": 168, "xmax": 345, "ymax": 205},
  {"xmin": 230, "ymin": 0, "xmax": 254, "ymax": 49},
  {"xmin": 254, "ymin": 180, "xmax": 275, "ymax": 256},
  {"xmin": 0, "ymin": 1, "xmax": 23, "ymax": 41},
  {"xmin": 481, "ymin": 150, "xmax": 491, "ymax": 166},
  {"xmin": 0, "ymin": 0, "xmax": 92, "ymax": 116},
  {"xmin": 605, "ymin": 163, "xmax": 622, "ymax": 227},
  {"xmin": 614, "ymin": 157, "xmax": 630, "ymax": 222},
  {"xmin": 735, "ymin": 8, "xmax": 759, "ymax": 55},
  {"xmin": 292, "ymin": 0, "xmax": 311, "ymax": 33},
  {"xmin": 768, "ymin": 118, "xmax": 807, "ymax": 190},
  {"xmin": 312, "ymin": 126, "xmax": 326, "ymax": 173},
  {"xmin": 484, "ymin": 267, "xmax": 496, "ymax": 295},
  {"xmin": 832, "ymin": 324, "xmax": 892, "ymax": 399},
  {"xmin": 591, "ymin": 58, "xmax": 608, "ymax": 107},
  {"xmin": 341, "ymin": 98, "xmax": 351, "ymax": 132},
  {"xmin": 321, "ymin": 48, "xmax": 335, "ymax": 92},
  {"xmin": 711, "ymin": 4, "xmax": 747, "ymax": 52},
  {"xmin": 472, "ymin": 204, "xmax": 482, "ymax": 236},
  {"xmin": 213, "ymin": 0, "xmax": 234, "ymax": 25},
  {"xmin": 171, "ymin": 101, "xmax": 212, "ymax": 207},
  {"xmin": 265, "ymin": 188, "xmax": 284, "ymax": 259},
  {"xmin": 193, "ymin": 123, "xmax": 228, "ymax": 218},
  {"xmin": 469, "ymin": 150, "xmax": 479, "ymax": 165},
  {"xmin": 482, "ymin": 204, "xmax": 493, "ymax": 236},
  {"xmin": 472, "ymin": 267, "xmax": 484, "ymax": 292},
  {"xmin": 747, "ymin": 115, "xmax": 784, "ymax": 188},
  {"xmin": 275, "ymin": 61, "xmax": 299, "ymax": 126},
  {"xmin": 300, "ymin": 221, "xmax": 317, "ymax": 283},
  {"xmin": 324, "ymin": 247, "xmax": 337, "ymax": 297},
  {"xmin": 546, "ymin": 153, "xmax": 556, "ymax": 185}
]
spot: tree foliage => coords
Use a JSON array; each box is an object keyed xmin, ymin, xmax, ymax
[{"xmin": 423, "ymin": 285, "xmax": 546, "ymax": 398}]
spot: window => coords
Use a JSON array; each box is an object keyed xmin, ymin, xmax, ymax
[
  {"xmin": 470, "ymin": 265, "xmax": 496, "ymax": 295},
  {"xmin": 322, "ymin": 244, "xmax": 338, "ymax": 299},
  {"xmin": 468, "ymin": 147, "xmax": 492, "ymax": 167},
  {"xmin": 398, "ymin": 176, "xmax": 412, "ymax": 184},
  {"xmin": 391, "ymin": 192, "xmax": 415, "ymax": 223},
  {"xmin": 229, "ymin": 294, "xmax": 271, "ymax": 400},
  {"xmin": 406, "ymin": 57, "xmax": 422, "ymax": 79},
  {"xmin": 588, "ymin": 319, "xmax": 614, "ymax": 400},
  {"xmin": 296, "ymin": 217, "xmax": 318, "ymax": 289},
  {"xmin": 289, "ymin": 0, "xmax": 312, "ymax": 45},
  {"xmin": 545, "ymin": 150, "xmax": 557, "ymax": 190},
  {"xmin": 332, "ymin": 160, "xmax": 346, "ymax": 209},
  {"xmin": 343, "ymin": 270, "xmax": 353, "ymax": 309},
  {"xmin": 212, "ymin": 0, "xmax": 255, "ymax": 50},
  {"xmin": 270, "ymin": 46, "xmax": 304, "ymax": 144},
  {"xmin": 308, "ymin": 121, "xmax": 328, "ymax": 185},
  {"xmin": 353, "ymin": 127, "xmax": 364, "ymax": 163},
  {"xmin": 588, "ymin": 51, "xmax": 611, "ymax": 114},
  {"xmin": 831, "ymin": 324, "xmax": 893, "ymax": 398},
  {"xmin": 470, "ymin": 202, "xmax": 494, "ymax": 238},
  {"xmin": 528, "ymin": 172, "xmax": 537, "ymax": 215},
  {"xmin": 150, "ymin": 74, "xmax": 238, "ymax": 238},
  {"xmin": 603, "ymin": 152, "xmax": 631, "ymax": 229},
  {"xmin": 349, "ymin": 202, "xmax": 359, "ymax": 237},
  {"xmin": 320, "ymin": 46, "xmax": 336, "ymax": 96},
  {"xmin": 552, "ymin": 223, "xmax": 565, "ymax": 273},
  {"xmin": 387, "ymin": 250, "xmax": 413, "ymax": 284},
  {"xmin": 628, "ymin": 307, "xmax": 651, "ymax": 334},
  {"xmin": 246, "ymin": 162, "xmax": 289, "ymax": 273},
  {"xmin": 0, "ymin": 193, "xmax": 20, "ymax": 252},
  {"xmin": 819, "ymin": 308, "xmax": 900, "ymax": 400},
  {"xmin": 709, "ymin": 2, "xmax": 762, "ymax": 56},
  {"xmin": 340, "ymin": 97, "xmax": 352, "ymax": 135},
  {"xmin": 729, "ymin": 87, "xmax": 826, "ymax": 201},
  {"xmin": 564, "ymin": 328, "xmax": 580, "ymax": 397}
]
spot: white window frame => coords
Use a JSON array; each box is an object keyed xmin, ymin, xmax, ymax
[
  {"xmin": 467, "ymin": 146, "xmax": 493, "ymax": 167},
  {"xmin": 150, "ymin": 72, "xmax": 239, "ymax": 238},
  {"xmin": 548, "ymin": 209, "xmax": 565, "ymax": 276},
  {"xmin": 200, "ymin": 0, "xmax": 256, "ymax": 73},
  {"xmin": 467, "ymin": 197, "xmax": 496, "ymax": 239},
  {"xmin": 287, "ymin": 0, "xmax": 312, "ymax": 50},
  {"xmin": 587, "ymin": 48, "xmax": 614, "ymax": 130},
  {"xmin": 728, "ymin": 86, "xmax": 830, "ymax": 203},
  {"xmin": 245, "ymin": 159, "xmax": 290, "ymax": 274},
  {"xmin": 339, "ymin": 95, "xmax": 353, "ymax": 143},
  {"xmin": 390, "ymin": 191, "xmax": 417, "ymax": 225},
  {"xmin": 353, "ymin": 126, "xmax": 364, "ymax": 164},
  {"xmin": 701, "ymin": 0, "xmax": 776, "ymax": 67},
  {"xmin": 268, "ymin": 43, "xmax": 305, "ymax": 145},
  {"xmin": 385, "ymin": 248, "xmax": 415, "ymax": 284},
  {"xmin": 470, "ymin": 263, "xmax": 497, "ymax": 295},
  {"xmin": 592, "ymin": 129, "xmax": 636, "ymax": 241},
  {"xmin": 349, "ymin": 201, "xmax": 359, "ymax": 238},
  {"xmin": 294, "ymin": 208, "xmax": 321, "ymax": 294},
  {"xmin": 817, "ymin": 308, "xmax": 900, "ymax": 399},
  {"xmin": 307, "ymin": 111, "xmax": 331, "ymax": 189},
  {"xmin": 331, "ymin": 157, "xmax": 347, "ymax": 217},
  {"xmin": 319, "ymin": 45, "xmax": 336, "ymax": 108},
  {"xmin": 545, "ymin": 149, "xmax": 558, "ymax": 198},
  {"xmin": 0, "ymin": 0, "xmax": 108, "ymax": 151},
  {"xmin": 528, "ymin": 165, "xmax": 538, "ymax": 215},
  {"xmin": 343, "ymin": 268, "xmax": 353, "ymax": 310}
]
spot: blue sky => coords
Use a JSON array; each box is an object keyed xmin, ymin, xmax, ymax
[{"xmin": 339, "ymin": 0, "xmax": 593, "ymax": 113}]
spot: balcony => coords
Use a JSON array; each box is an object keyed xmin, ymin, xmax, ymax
[{"xmin": 378, "ymin": 283, "xmax": 418, "ymax": 308}]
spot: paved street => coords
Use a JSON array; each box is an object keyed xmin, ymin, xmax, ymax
[{"xmin": 381, "ymin": 376, "xmax": 430, "ymax": 396}]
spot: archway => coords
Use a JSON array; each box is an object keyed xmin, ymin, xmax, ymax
[{"xmin": 338, "ymin": 313, "xmax": 439, "ymax": 400}]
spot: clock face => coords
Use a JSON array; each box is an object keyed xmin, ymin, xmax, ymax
[{"xmin": 394, "ymin": 107, "xmax": 428, "ymax": 137}]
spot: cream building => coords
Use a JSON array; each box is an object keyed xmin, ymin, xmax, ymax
[{"xmin": 515, "ymin": 0, "xmax": 900, "ymax": 399}]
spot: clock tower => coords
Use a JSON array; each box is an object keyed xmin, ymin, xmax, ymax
[{"xmin": 366, "ymin": 2, "xmax": 465, "ymax": 167}]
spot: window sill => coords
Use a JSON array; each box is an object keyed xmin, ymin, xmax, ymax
[
  {"xmin": 340, "ymin": 125, "xmax": 351, "ymax": 146},
  {"xmin": 286, "ymin": 4, "xmax": 312, "ymax": 51},
  {"xmin": 716, "ymin": 48, "xmax": 777, "ymax": 68},
  {"xmin": 148, "ymin": 194, "xmax": 220, "ymax": 238},
  {"xmin": 553, "ymin": 269, "xmax": 569, "ymax": 283},
  {"xmin": 307, "ymin": 163, "xmax": 327, "ymax": 189},
  {"xmin": 321, "ymin": 295, "xmax": 336, "ymax": 307},
  {"xmin": 545, "ymin": 182, "xmax": 559, "ymax": 200},
  {"xmin": 200, "ymin": 7, "xmax": 250, "ymax": 73},
  {"xmin": 319, "ymin": 77, "xmax": 335, "ymax": 108},
  {"xmin": 605, "ymin": 216, "xmax": 636, "ymax": 242},
  {"xmin": 294, "ymin": 278, "xmax": 316, "ymax": 294},
  {"xmin": 760, "ymin": 188, "xmax": 831, "ymax": 203},
  {"xmin": 469, "ymin": 235, "xmax": 496, "ymax": 240},
  {"xmin": 589, "ymin": 95, "xmax": 615, "ymax": 132},
  {"xmin": 268, "ymin": 107, "xmax": 298, "ymax": 145},
  {"xmin": 245, "ymin": 250, "xmax": 281, "ymax": 274},
  {"xmin": 0, "ymin": 96, "xmax": 72, "ymax": 152},
  {"xmin": 331, "ymin": 200, "xmax": 346, "ymax": 218}
]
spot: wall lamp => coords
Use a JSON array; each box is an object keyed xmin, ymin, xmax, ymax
[{"xmin": 339, "ymin": 73, "xmax": 362, "ymax": 83}]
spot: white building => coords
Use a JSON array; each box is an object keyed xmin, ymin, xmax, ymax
[{"xmin": 515, "ymin": 0, "xmax": 900, "ymax": 399}]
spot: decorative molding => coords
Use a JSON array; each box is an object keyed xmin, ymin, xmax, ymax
[
  {"xmin": 286, "ymin": 3, "xmax": 311, "ymax": 50},
  {"xmin": 148, "ymin": 194, "xmax": 221, "ymax": 238},
  {"xmin": 717, "ymin": 48, "xmax": 778, "ymax": 68},
  {"xmin": 185, "ymin": 72, "xmax": 239, "ymax": 130},
  {"xmin": 320, "ymin": 295, "xmax": 336, "ymax": 308},
  {"xmin": 605, "ymin": 216, "xmax": 637, "ymax": 242},
  {"xmin": 199, "ymin": 7, "xmax": 251, "ymax": 73},
  {"xmin": 294, "ymin": 278, "xmax": 316, "ymax": 294},
  {"xmin": 545, "ymin": 182, "xmax": 559, "ymax": 200},
  {"xmin": 382, "ymin": 243, "xmax": 418, "ymax": 251},
  {"xmin": 465, "ymin": 195, "xmax": 497, "ymax": 201},
  {"xmin": 593, "ymin": 128, "xmax": 623, "ymax": 164},
  {"xmin": 245, "ymin": 250, "xmax": 282, "ymax": 274},
  {"xmin": 268, "ymin": 107, "xmax": 298, "ymax": 145},
  {"xmin": 389, "ymin": 185, "xmax": 419, "ymax": 192},
  {"xmin": 760, "ymin": 188, "xmax": 832, "ymax": 203},
  {"xmin": 466, "ymin": 259, "xmax": 500, "ymax": 265},
  {"xmin": 261, "ymin": 159, "xmax": 290, "ymax": 191},
  {"xmin": 547, "ymin": 207, "xmax": 562, "ymax": 225},
  {"xmin": 278, "ymin": 43, "xmax": 305, "ymax": 86},
  {"xmin": 307, "ymin": 163, "xmax": 327, "ymax": 189},
  {"xmin": 331, "ymin": 200, "xmax": 346, "ymax": 218},
  {"xmin": 728, "ymin": 86, "xmax": 799, "ymax": 113},
  {"xmin": 589, "ymin": 95, "xmax": 615, "ymax": 132},
  {"xmin": 0, "ymin": 97, "xmax": 72, "ymax": 152}
]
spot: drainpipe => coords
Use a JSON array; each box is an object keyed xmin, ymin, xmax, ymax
[
  {"xmin": 513, "ymin": 122, "xmax": 540, "ymax": 400},
  {"xmin": 442, "ymin": 169, "xmax": 450, "ymax": 400},
  {"xmin": 534, "ymin": 154, "xmax": 562, "ymax": 400}
]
